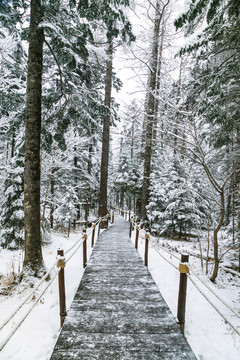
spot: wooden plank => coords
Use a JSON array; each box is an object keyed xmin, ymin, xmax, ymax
[{"xmin": 50, "ymin": 215, "xmax": 197, "ymax": 360}]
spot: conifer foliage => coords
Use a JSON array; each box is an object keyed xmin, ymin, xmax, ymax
[
  {"xmin": 0, "ymin": 0, "xmax": 239, "ymax": 282},
  {"xmin": 0, "ymin": 0, "xmax": 134, "ymax": 276}
]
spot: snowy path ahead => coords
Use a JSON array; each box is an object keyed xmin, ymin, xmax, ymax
[{"xmin": 50, "ymin": 215, "xmax": 196, "ymax": 359}]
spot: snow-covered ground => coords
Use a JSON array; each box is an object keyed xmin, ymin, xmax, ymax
[
  {"xmin": 133, "ymin": 229, "xmax": 240, "ymax": 360},
  {"xmin": 0, "ymin": 219, "xmax": 240, "ymax": 360},
  {"xmin": 0, "ymin": 227, "xmax": 95, "ymax": 360}
]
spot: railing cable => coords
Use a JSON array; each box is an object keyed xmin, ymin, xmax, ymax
[
  {"xmin": 187, "ymin": 273, "xmax": 240, "ymax": 337},
  {"xmin": 0, "ymin": 268, "xmax": 60, "ymax": 351},
  {"xmin": 0, "ymin": 261, "xmax": 57, "ymax": 332},
  {"xmin": 0, "ymin": 218, "xmax": 102, "ymax": 350},
  {"xmin": 129, "ymin": 214, "xmax": 240, "ymax": 337}
]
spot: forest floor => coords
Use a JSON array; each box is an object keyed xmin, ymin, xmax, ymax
[{"xmin": 0, "ymin": 217, "xmax": 240, "ymax": 359}]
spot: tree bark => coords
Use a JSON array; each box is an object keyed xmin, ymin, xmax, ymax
[
  {"xmin": 141, "ymin": 1, "xmax": 161, "ymax": 220},
  {"xmin": 210, "ymin": 190, "xmax": 225, "ymax": 282},
  {"xmin": 153, "ymin": 22, "xmax": 165, "ymax": 142},
  {"xmin": 23, "ymin": 0, "xmax": 44, "ymax": 276},
  {"xmin": 50, "ymin": 175, "xmax": 54, "ymax": 229},
  {"xmin": 99, "ymin": 41, "xmax": 113, "ymax": 217},
  {"xmin": 235, "ymin": 134, "xmax": 240, "ymax": 270}
]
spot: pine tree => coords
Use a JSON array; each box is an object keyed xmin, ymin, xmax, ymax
[
  {"xmin": 76, "ymin": 0, "xmax": 136, "ymax": 220},
  {"xmin": 112, "ymin": 100, "xmax": 143, "ymax": 214},
  {"xmin": 0, "ymin": 25, "xmax": 26, "ymax": 249},
  {"xmin": 0, "ymin": 135, "xmax": 24, "ymax": 249},
  {"xmin": 175, "ymin": 0, "xmax": 240, "ymax": 280}
]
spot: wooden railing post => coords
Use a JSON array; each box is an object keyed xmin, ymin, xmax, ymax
[
  {"xmin": 83, "ymin": 230, "xmax": 87, "ymax": 268},
  {"xmin": 145, "ymin": 232, "xmax": 149, "ymax": 267},
  {"xmin": 177, "ymin": 254, "xmax": 189, "ymax": 334},
  {"xmin": 135, "ymin": 224, "xmax": 139, "ymax": 250},
  {"xmin": 91, "ymin": 224, "xmax": 96, "ymax": 247},
  {"xmin": 57, "ymin": 249, "xmax": 67, "ymax": 327},
  {"xmin": 111, "ymin": 210, "xmax": 114, "ymax": 224},
  {"xmin": 128, "ymin": 210, "xmax": 131, "ymax": 221}
]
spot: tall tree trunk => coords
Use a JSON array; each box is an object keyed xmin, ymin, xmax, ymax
[
  {"xmin": 141, "ymin": 1, "xmax": 161, "ymax": 220},
  {"xmin": 120, "ymin": 189, "xmax": 124, "ymax": 209},
  {"xmin": 235, "ymin": 134, "xmax": 240, "ymax": 270},
  {"xmin": 87, "ymin": 142, "xmax": 93, "ymax": 211},
  {"xmin": 99, "ymin": 41, "xmax": 113, "ymax": 218},
  {"xmin": 210, "ymin": 191, "xmax": 225, "ymax": 282},
  {"xmin": 23, "ymin": 0, "xmax": 44, "ymax": 276},
  {"xmin": 73, "ymin": 149, "xmax": 78, "ymax": 231},
  {"xmin": 50, "ymin": 175, "xmax": 54, "ymax": 229},
  {"xmin": 153, "ymin": 22, "xmax": 164, "ymax": 142},
  {"xmin": 131, "ymin": 122, "xmax": 134, "ymax": 160},
  {"xmin": 11, "ymin": 132, "xmax": 15, "ymax": 158}
]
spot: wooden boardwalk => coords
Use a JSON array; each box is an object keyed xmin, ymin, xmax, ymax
[{"xmin": 50, "ymin": 215, "xmax": 196, "ymax": 360}]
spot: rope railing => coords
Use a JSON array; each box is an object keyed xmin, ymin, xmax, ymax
[
  {"xmin": 188, "ymin": 265, "xmax": 240, "ymax": 320},
  {"xmin": 0, "ymin": 261, "xmax": 58, "ymax": 333},
  {"xmin": 150, "ymin": 244, "xmax": 179, "ymax": 271},
  {"xmin": 118, "ymin": 207, "xmax": 240, "ymax": 338},
  {"xmin": 0, "ymin": 227, "xmax": 91, "ymax": 335},
  {"xmin": 148, "ymin": 235, "xmax": 240, "ymax": 321},
  {"xmin": 0, "ymin": 268, "xmax": 60, "ymax": 352},
  {"xmin": 64, "ymin": 227, "xmax": 92, "ymax": 256},
  {"xmin": 0, "ymin": 213, "xmax": 106, "ymax": 351},
  {"xmin": 149, "ymin": 239, "xmax": 240, "ymax": 336},
  {"xmin": 187, "ymin": 273, "xmax": 240, "ymax": 337}
]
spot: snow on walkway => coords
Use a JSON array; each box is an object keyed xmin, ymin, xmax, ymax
[{"xmin": 50, "ymin": 215, "xmax": 196, "ymax": 359}]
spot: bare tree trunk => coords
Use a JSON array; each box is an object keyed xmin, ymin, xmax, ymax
[
  {"xmin": 120, "ymin": 189, "xmax": 124, "ymax": 209},
  {"xmin": 141, "ymin": 1, "xmax": 161, "ymax": 220},
  {"xmin": 236, "ymin": 135, "xmax": 240, "ymax": 270},
  {"xmin": 41, "ymin": 173, "xmax": 51, "ymax": 231},
  {"xmin": 141, "ymin": 96, "xmax": 148, "ymax": 160},
  {"xmin": 87, "ymin": 142, "xmax": 93, "ymax": 216},
  {"xmin": 73, "ymin": 150, "xmax": 78, "ymax": 231},
  {"xmin": 210, "ymin": 191, "xmax": 225, "ymax": 282},
  {"xmin": 131, "ymin": 122, "xmax": 134, "ymax": 160},
  {"xmin": 99, "ymin": 41, "xmax": 113, "ymax": 218},
  {"xmin": 50, "ymin": 175, "xmax": 54, "ymax": 229},
  {"xmin": 23, "ymin": 0, "xmax": 44, "ymax": 276},
  {"xmin": 6, "ymin": 142, "xmax": 9, "ymax": 164},
  {"xmin": 85, "ymin": 198, "xmax": 89, "ymax": 228},
  {"xmin": 11, "ymin": 132, "xmax": 15, "ymax": 158},
  {"xmin": 153, "ymin": 22, "xmax": 165, "ymax": 142}
]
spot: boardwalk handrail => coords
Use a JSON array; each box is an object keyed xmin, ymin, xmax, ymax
[
  {"xmin": 118, "ymin": 206, "xmax": 240, "ymax": 338},
  {"xmin": 0, "ymin": 214, "xmax": 106, "ymax": 352},
  {"xmin": 0, "ymin": 268, "xmax": 60, "ymax": 352},
  {"xmin": 147, "ymin": 233, "xmax": 240, "ymax": 322},
  {"xmin": 187, "ymin": 272, "xmax": 240, "ymax": 337},
  {"xmin": 50, "ymin": 215, "xmax": 197, "ymax": 359},
  {"xmin": 150, "ymin": 235, "xmax": 240, "ymax": 336},
  {"xmin": 0, "ymin": 225, "xmax": 93, "ymax": 333}
]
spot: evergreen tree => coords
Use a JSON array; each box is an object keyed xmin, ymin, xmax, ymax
[
  {"xmin": 112, "ymin": 100, "xmax": 143, "ymax": 213},
  {"xmin": 0, "ymin": 135, "xmax": 24, "ymax": 249},
  {"xmin": 75, "ymin": 0, "xmax": 135, "ymax": 219},
  {"xmin": 0, "ymin": 25, "xmax": 27, "ymax": 249},
  {"xmin": 175, "ymin": 0, "xmax": 240, "ymax": 280}
]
